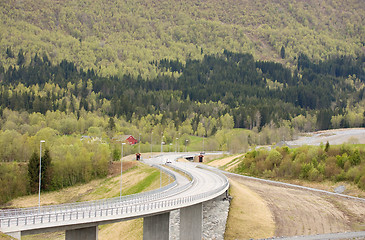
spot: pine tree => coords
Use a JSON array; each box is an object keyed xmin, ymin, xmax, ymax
[
  {"xmin": 6, "ymin": 47, "xmax": 14, "ymax": 58},
  {"xmin": 280, "ymin": 46, "xmax": 286, "ymax": 59},
  {"xmin": 27, "ymin": 149, "xmax": 52, "ymax": 193},
  {"xmin": 41, "ymin": 149, "xmax": 52, "ymax": 191},
  {"xmin": 325, "ymin": 141, "xmax": 330, "ymax": 152},
  {"xmin": 28, "ymin": 152, "xmax": 39, "ymax": 193},
  {"xmin": 108, "ymin": 117, "xmax": 116, "ymax": 130},
  {"xmin": 17, "ymin": 49, "xmax": 25, "ymax": 66}
]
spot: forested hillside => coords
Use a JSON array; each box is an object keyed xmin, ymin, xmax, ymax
[
  {"xmin": 1, "ymin": 0, "xmax": 364, "ymax": 77},
  {"xmin": 1, "ymin": 50, "xmax": 364, "ymax": 132}
]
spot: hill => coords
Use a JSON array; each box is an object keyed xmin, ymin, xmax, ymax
[
  {"xmin": 1, "ymin": 0, "xmax": 364, "ymax": 77},
  {"xmin": 1, "ymin": 50, "xmax": 364, "ymax": 131}
]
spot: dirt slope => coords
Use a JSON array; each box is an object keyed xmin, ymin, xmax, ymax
[{"xmin": 227, "ymin": 175, "xmax": 365, "ymax": 238}]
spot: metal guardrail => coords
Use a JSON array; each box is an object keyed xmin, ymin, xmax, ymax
[
  {"xmin": 0, "ymin": 165, "xmax": 179, "ymax": 219},
  {"xmin": 0, "ymin": 162, "xmax": 229, "ymax": 230},
  {"xmin": 0, "ymin": 177, "xmax": 228, "ymax": 229}
]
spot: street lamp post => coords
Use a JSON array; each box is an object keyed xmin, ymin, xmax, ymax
[
  {"xmin": 120, "ymin": 142, "xmax": 126, "ymax": 201},
  {"xmin": 161, "ymin": 139, "xmax": 164, "ymax": 153},
  {"xmin": 38, "ymin": 140, "xmax": 45, "ymax": 210},
  {"xmin": 185, "ymin": 139, "xmax": 188, "ymax": 152},
  {"xmin": 160, "ymin": 140, "xmax": 165, "ymax": 188}
]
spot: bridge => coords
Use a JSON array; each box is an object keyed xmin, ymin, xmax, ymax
[{"xmin": 0, "ymin": 153, "xmax": 229, "ymax": 240}]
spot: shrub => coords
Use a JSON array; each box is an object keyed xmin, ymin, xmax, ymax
[
  {"xmin": 335, "ymin": 170, "xmax": 347, "ymax": 182},
  {"xmin": 265, "ymin": 149, "xmax": 283, "ymax": 170},
  {"xmin": 277, "ymin": 157, "xmax": 294, "ymax": 178},
  {"xmin": 326, "ymin": 146, "xmax": 341, "ymax": 157},
  {"xmin": 346, "ymin": 166, "xmax": 360, "ymax": 182},
  {"xmin": 349, "ymin": 149, "xmax": 361, "ymax": 166},
  {"xmin": 308, "ymin": 168, "xmax": 321, "ymax": 181},
  {"xmin": 358, "ymin": 175, "xmax": 365, "ymax": 190},
  {"xmin": 336, "ymin": 153, "xmax": 348, "ymax": 169},
  {"xmin": 300, "ymin": 163, "xmax": 312, "ymax": 179},
  {"xmin": 324, "ymin": 157, "xmax": 342, "ymax": 179},
  {"xmin": 235, "ymin": 145, "xmax": 365, "ymax": 190}
]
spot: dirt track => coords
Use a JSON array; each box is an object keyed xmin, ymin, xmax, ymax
[{"xmin": 228, "ymin": 175, "xmax": 365, "ymax": 238}]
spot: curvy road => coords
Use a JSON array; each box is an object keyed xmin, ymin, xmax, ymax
[{"xmin": 0, "ymin": 153, "xmax": 229, "ymax": 239}]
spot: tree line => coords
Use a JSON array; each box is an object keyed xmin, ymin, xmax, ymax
[{"xmin": 0, "ymin": 49, "xmax": 364, "ymax": 132}]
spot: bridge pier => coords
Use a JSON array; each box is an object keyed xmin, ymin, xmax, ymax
[
  {"xmin": 143, "ymin": 212, "xmax": 170, "ymax": 240},
  {"xmin": 65, "ymin": 226, "xmax": 98, "ymax": 240},
  {"xmin": 180, "ymin": 203, "xmax": 202, "ymax": 240}
]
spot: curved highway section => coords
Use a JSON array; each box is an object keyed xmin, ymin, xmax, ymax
[{"xmin": 0, "ymin": 153, "xmax": 229, "ymax": 240}]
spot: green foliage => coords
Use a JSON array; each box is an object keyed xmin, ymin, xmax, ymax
[
  {"xmin": 28, "ymin": 152, "xmax": 39, "ymax": 193},
  {"xmin": 349, "ymin": 149, "xmax": 361, "ymax": 166},
  {"xmin": 27, "ymin": 148, "xmax": 52, "ymax": 193},
  {"xmin": 112, "ymin": 147, "xmax": 121, "ymax": 162},
  {"xmin": 123, "ymin": 170, "xmax": 160, "ymax": 196},
  {"xmin": 0, "ymin": 50, "xmax": 363, "ymax": 132},
  {"xmin": 236, "ymin": 144, "xmax": 365, "ymax": 190},
  {"xmin": 0, "ymin": 163, "xmax": 27, "ymax": 204},
  {"xmin": 0, "ymin": 0, "xmax": 364, "ymax": 77},
  {"xmin": 265, "ymin": 149, "xmax": 282, "ymax": 170},
  {"xmin": 41, "ymin": 149, "xmax": 53, "ymax": 191}
]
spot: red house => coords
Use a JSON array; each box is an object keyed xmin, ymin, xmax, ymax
[{"xmin": 113, "ymin": 135, "xmax": 138, "ymax": 145}]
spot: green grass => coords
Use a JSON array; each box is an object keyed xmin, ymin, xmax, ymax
[
  {"xmin": 122, "ymin": 171, "xmax": 160, "ymax": 196},
  {"xmin": 0, "ymin": 232, "xmax": 16, "ymax": 240}
]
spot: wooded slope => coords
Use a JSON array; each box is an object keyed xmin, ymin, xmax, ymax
[{"xmin": 1, "ymin": 0, "xmax": 364, "ymax": 76}]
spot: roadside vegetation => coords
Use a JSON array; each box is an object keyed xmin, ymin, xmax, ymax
[{"xmin": 233, "ymin": 143, "xmax": 365, "ymax": 191}]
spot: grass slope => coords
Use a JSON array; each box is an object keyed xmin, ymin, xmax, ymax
[
  {"xmin": 1, "ymin": 0, "xmax": 364, "ymax": 77},
  {"xmin": 225, "ymin": 179, "xmax": 275, "ymax": 239}
]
